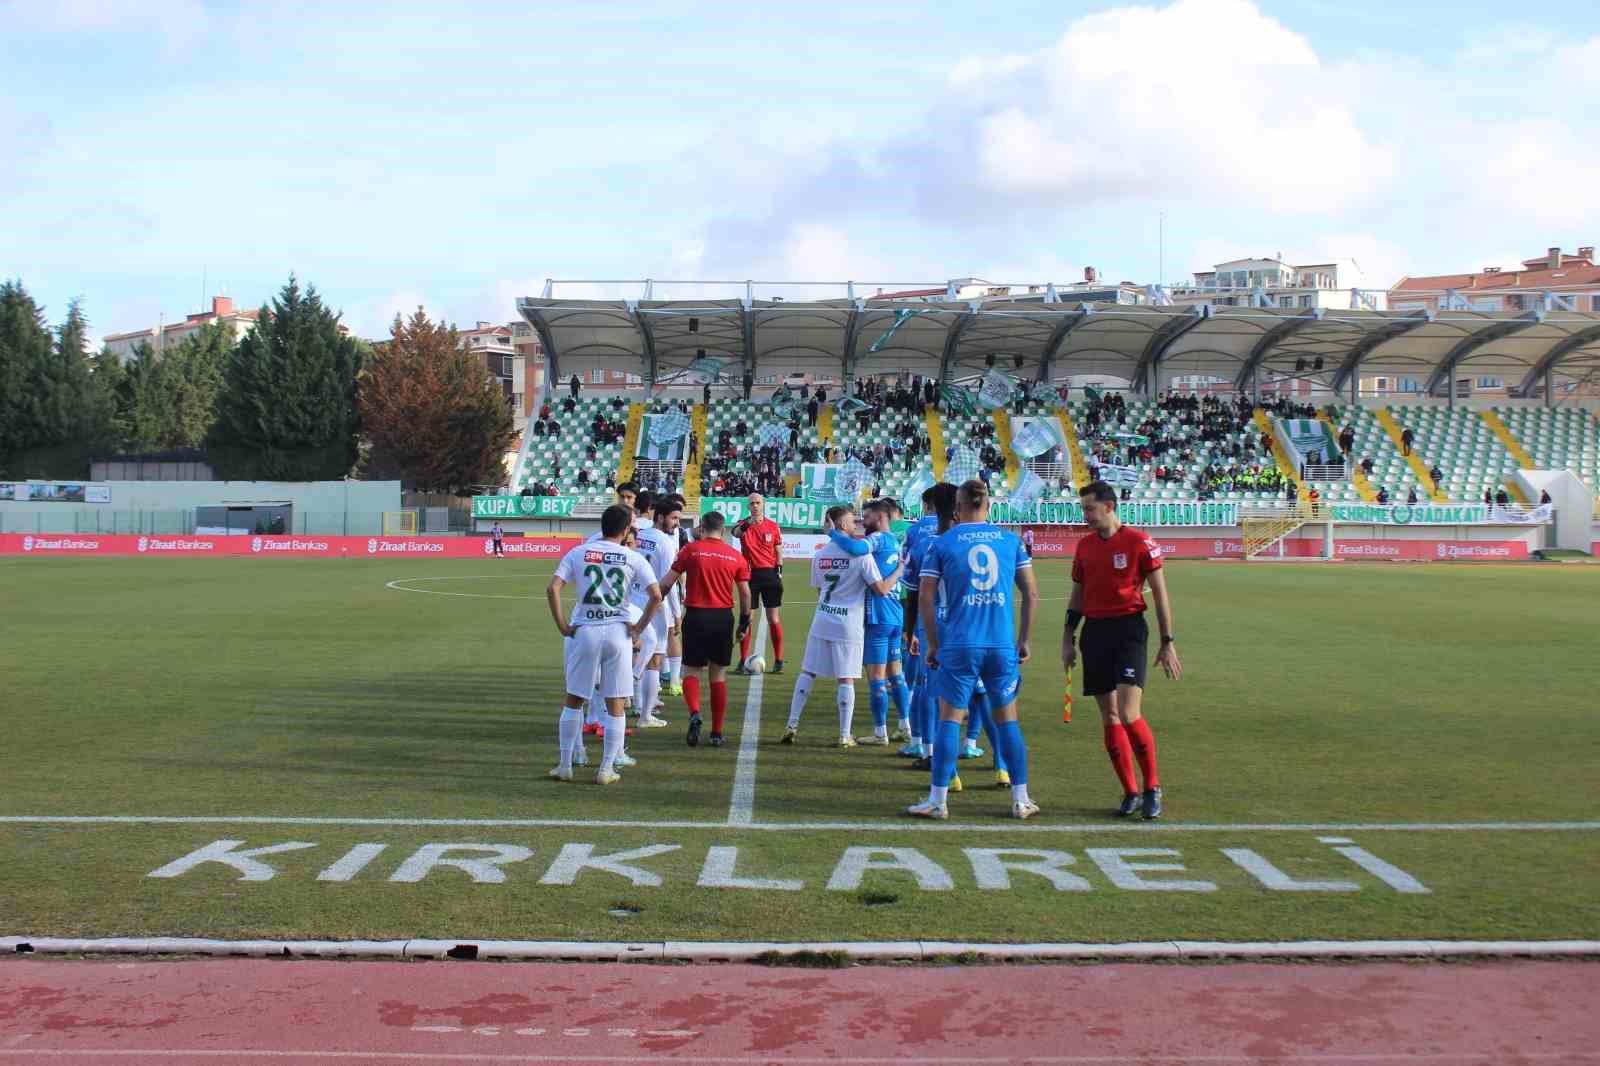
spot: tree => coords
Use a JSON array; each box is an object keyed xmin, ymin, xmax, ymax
[
  {"xmin": 0, "ymin": 284, "xmax": 115, "ymax": 475},
  {"xmin": 207, "ymin": 275, "xmax": 365, "ymax": 480},
  {"xmin": 116, "ymin": 321, "xmax": 232, "ymax": 451},
  {"xmin": 359, "ymin": 307, "xmax": 516, "ymax": 492}
]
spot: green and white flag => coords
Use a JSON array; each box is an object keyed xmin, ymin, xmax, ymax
[
  {"xmin": 636, "ymin": 414, "xmax": 687, "ymax": 460},
  {"xmin": 1098, "ymin": 464, "xmax": 1141, "ymax": 488},
  {"xmin": 944, "ymin": 444, "xmax": 981, "ymax": 485},
  {"xmin": 770, "ymin": 386, "xmax": 797, "ymax": 418},
  {"xmin": 868, "ymin": 308, "xmax": 929, "ymax": 353},
  {"xmin": 1010, "ymin": 418, "xmax": 1061, "ymax": 459},
  {"xmin": 1281, "ymin": 418, "xmax": 1338, "ymax": 460},
  {"xmin": 756, "ymin": 422, "xmax": 790, "ymax": 449},
  {"xmin": 837, "ymin": 395, "xmax": 872, "ymax": 416},
  {"xmin": 902, "ymin": 468, "xmax": 935, "ymax": 510},
  {"xmin": 940, "ymin": 385, "xmax": 976, "ymax": 416},
  {"xmin": 978, "ymin": 370, "xmax": 1015, "ymax": 410},
  {"xmin": 1027, "ymin": 380, "xmax": 1063, "ymax": 405},
  {"xmin": 686, "ymin": 356, "xmax": 723, "ymax": 384},
  {"xmin": 837, "ymin": 456, "xmax": 872, "ymax": 501},
  {"xmin": 648, "ymin": 408, "xmax": 691, "ymax": 444},
  {"xmin": 801, "ymin": 463, "xmax": 843, "ymax": 502},
  {"xmin": 1010, "ymin": 468, "xmax": 1046, "ymax": 507},
  {"xmin": 1108, "ymin": 430, "xmax": 1150, "ymax": 447}
]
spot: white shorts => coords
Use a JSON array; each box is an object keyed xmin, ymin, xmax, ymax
[
  {"xmin": 801, "ymin": 633, "xmax": 865, "ymax": 680},
  {"xmin": 632, "ymin": 622, "xmax": 659, "ymax": 680},
  {"xmin": 564, "ymin": 623, "xmax": 633, "ymax": 700}
]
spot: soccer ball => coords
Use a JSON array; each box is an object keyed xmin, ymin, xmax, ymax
[{"xmin": 744, "ymin": 655, "xmax": 767, "ymax": 674}]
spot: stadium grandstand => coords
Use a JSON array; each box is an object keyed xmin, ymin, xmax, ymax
[{"xmin": 503, "ymin": 280, "xmax": 1600, "ymax": 542}]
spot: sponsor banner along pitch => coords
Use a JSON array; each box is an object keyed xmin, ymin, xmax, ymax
[{"xmin": 0, "ymin": 533, "xmax": 580, "ymax": 557}]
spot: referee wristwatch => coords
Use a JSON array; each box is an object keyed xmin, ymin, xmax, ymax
[{"xmin": 1160, "ymin": 634, "xmax": 1176, "ymax": 644}]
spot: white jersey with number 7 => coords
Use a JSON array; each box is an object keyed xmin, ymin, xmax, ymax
[
  {"xmin": 807, "ymin": 541, "xmax": 883, "ymax": 643},
  {"xmin": 556, "ymin": 542, "xmax": 655, "ymax": 627}
]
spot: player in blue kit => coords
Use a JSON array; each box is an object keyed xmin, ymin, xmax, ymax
[
  {"xmin": 897, "ymin": 486, "xmax": 945, "ymax": 758},
  {"xmin": 910, "ymin": 479, "xmax": 1039, "ymax": 820},
  {"xmin": 823, "ymin": 497, "xmax": 913, "ymax": 745}
]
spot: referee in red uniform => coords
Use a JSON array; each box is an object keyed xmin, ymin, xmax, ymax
[
  {"xmin": 732, "ymin": 493, "xmax": 786, "ymax": 672},
  {"xmin": 1061, "ymin": 481, "xmax": 1182, "ymax": 819},
  {"xmin": 659, "ymin": 511, "xmax": 752, "ymax": 748}
]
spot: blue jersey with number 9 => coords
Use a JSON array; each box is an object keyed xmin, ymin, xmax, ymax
[{"xmin": 920, "ymin": 522, "xmax": 1030, "ymax": 649}]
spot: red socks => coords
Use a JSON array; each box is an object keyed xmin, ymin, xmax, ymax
[
  {"xmin": 740, "ymin": 626, "xmax": 753, "ymax": 660},
  {"xmin": 1103, "ymin": 721, "xmax": 1138, "ymax": 795},
  {"xmin": 710, "ymin": 681, "xmax": 728, "ymax": 733},
  {"xmin": 683, "ymin": 675, "xmax": 701, "ymax": 714},
  {"xmin": 771, "ymin": 622, "xmax": 784, "ymax": 661},
  {"xmin": 1127, "ymin": 718, "xmax": 1159, "ymax": 788}
]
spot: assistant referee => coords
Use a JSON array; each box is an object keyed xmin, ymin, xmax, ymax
[
  {"xmin": 1061, "ymin": 480, "xmax": 1182, "ymax": 820},
  {"xmin": 659, "ymin": 511, "xmax": 752, "ymax": 749}
]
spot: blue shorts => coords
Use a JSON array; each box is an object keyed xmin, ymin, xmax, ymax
[
  {"xmin": 935, "ymin": 646, "xmax": 1020, "ymax": 709},
  {"xmin": 863, "ymin": 624, "xmax": 901, "ymax": 666}
]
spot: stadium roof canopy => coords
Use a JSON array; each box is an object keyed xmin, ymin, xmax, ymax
[{"xmin": 517, "ymin": 282, "xmax": 1600, "ymax": 402}]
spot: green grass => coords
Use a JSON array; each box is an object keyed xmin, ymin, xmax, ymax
[{"xmin": 1, "ymin": 556, "xmax": 1597, "ymax": 944}]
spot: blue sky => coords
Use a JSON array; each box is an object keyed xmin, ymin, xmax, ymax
[{"xmin": 3, "ymin": 0, "xmax": 1597, "ymax": 342}]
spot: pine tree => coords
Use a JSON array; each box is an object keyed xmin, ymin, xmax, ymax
[
  {"xmin": 0, "ymin": 280, "xmax": 56, "ymax": 459},
  {"xmin": 207, "ymin": 275, "xmax": 365, "ymax": 480},
  {"xmin": 359, "ymin": 307, "xmax": 516, "ymax": 492}
]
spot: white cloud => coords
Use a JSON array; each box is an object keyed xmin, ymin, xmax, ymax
[{"xmin": 3, "ymin": 0, "xmax": 210, "ymax": 48}]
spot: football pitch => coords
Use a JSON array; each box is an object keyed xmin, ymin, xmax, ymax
[{"xmin": 2, "ymin": 555, "xmax": 1597, "ymax": 947}]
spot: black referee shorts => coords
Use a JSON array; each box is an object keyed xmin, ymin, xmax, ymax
[
  {"xmin": 1080, "ymin": 613, "xmax": 1149, "ymax": 696},
  {"xmin": 682, "ymin": 606, "xmax": 735, "ymax": 668},
  {"xmin": 749, "ymin": 567, "xmax": 784, "ymax": 608}
]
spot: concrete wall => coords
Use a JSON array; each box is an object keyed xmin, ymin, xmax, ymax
[{"xmin": 0, "ymin": 481, "xmax": 401, "ymax": 536}]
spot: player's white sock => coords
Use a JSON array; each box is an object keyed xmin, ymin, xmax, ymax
[
  {"xmin": 875, "ymin": 724, "xmax": 889, "ymax": 739},
  {"xmin": 1011, "ymin": 783, "xmax": 1032, "ymax": 806},
  {"xmin": 633, "ymin": 673, "xmax": 644, "ymax": 711},
  {"xmin": 600, "ymin": 713, "xmax": 626, "ymax": 773},
  {"xmin": 837, "ymin": 681, "xmax": 855, "ymax": 738},
  {"xmin": 668, "ymin": 655, "xmax": 682, "ymax": 685},
  {"xmin": 929, "ymin": 785, "xmax": 948, "ymax": 806},
  {"xmin": 585, "ymin": 689, "xmax": 604, "ymax": 726},
  {"xmin": 558, "ymin": 708, "xmax": 582, "ymax": 770},
  {"xmin": 787, "ymin": 672, "xmax": 815, "ymax": 730},
  {"xmin": 640, "ymin": 668, "xmax": 661, "ymax": 720}
]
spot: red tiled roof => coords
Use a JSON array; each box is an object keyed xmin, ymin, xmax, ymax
[
  {"xmin": 871, "ymin": 287, "xmax": 945, "ymax": 299},
  {"xmin": 1393, "ymin": 263, "xmax": 1600, "ymax": 292}
]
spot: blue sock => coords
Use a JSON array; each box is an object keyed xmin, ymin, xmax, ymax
[
  {"xmin": 983, "ymin": 708, "xmax": 1006, "ymax": 773},
  {"xmin": 890, "ymin": 674, "xmax": 912, "ymax": 720},
  {"xmin": 868, "ymin": 679, "xmax": 889, "ymax": 729},
  {"xmin": 934, "ymin": 719, "xmax": 962, "ymax": 789},
  {"xmin": 920, "ymin": 685, "xmax": 939, "ymax": 751},
  {"xmin": 997, "ymin": 719, "xmax": 1028, "ymax": 786},
  {"xmin": 966, "ymin": 690, "xmax": 988, "ymax": 743}
]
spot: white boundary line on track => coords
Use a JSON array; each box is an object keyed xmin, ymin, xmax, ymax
[
  {"xmin": 1, "ymin": 1052, "xmax": 1599, "ymax": 1064},
  {"xmin": 383, "ymin": 573, "xmax": 1083, "ymax": 605},
  {"xmin": 3, "ymin": 816, "xmax": 1597, "ymax": 833},
  {"xmin": 726, "ymin": 613, "xmax": 767, "ymax": 825},
  {"xmin": 2, "ymin": 934, "xmax": 1597, "ymax": 966}
]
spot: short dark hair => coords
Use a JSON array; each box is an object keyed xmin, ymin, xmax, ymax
[
  {"xmin": 653, "ymin": 497, "xmax": 683, "ymax": 519},
  {"xmin": 921, "ymin": 483, "xmax": 940, "ymax": 507},
  {"xmin": 825, "ymin": 504, "xmax": 852, "ymax": 527},
  {"xmin": 928, "ymin": 482, "xmax": 959, "ymax": 526},
  {"xmin": 701, "ymin": 510, "xmax": 726, "ymax": 534},
  {"xmin": 957, "ymin": 479, "xmax": 988, "ymax": 511},
  {"xmin": 616, "ymin": 481, "xmax": 639, "ymax": 497},
  {"xmin": 600, "ymin": 504, "xmax": 633, "ymax": 537},
  {"xmin": 1079, "ymin": 480, "xmax": 1117, "ymax": 505},
  {"xmin": 879, "ymin": 496, "xmax": 902, "ymax": 517},
  {"xmin": 634, "ymin": 490, "xmax": 655, "ymax": 515}
]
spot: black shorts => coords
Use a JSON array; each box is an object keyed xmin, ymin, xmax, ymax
[
  {"xmin": 749, "ymin": 567, "xmax": 784, "ymax": 609},
  {"xmin": 682, "ymin": 606, "xmax": 735, "ymax": 668},
  {"xmin": 1080, "ymin": 613, "xmax": 1148, "ymax": 696}
]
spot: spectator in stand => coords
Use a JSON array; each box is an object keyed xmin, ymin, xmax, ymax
[
  {"xmin": 743, "ymin": 370, "xmax": 754, "ymax": 401},
  {"xmin": 1406, "ymin": 486, "xmax": 1419, "ymax": 505},
  {"xmin": 689, "ymin": 433, "xmax": 698, "ymax": 461},
  {"xmin": 1540, "ymin": 489, "xmax": 1552, "ymax": 505},
  {"xmin": 1400, "ymin": 426, "xmax": 1415, "ymax": 456},
  {"xmin": 1482, "ymin": 488, "xmax": 1493, "ymax": 505},
  {"xmin": 552, "ymin": 458, "xmax": 562, "ymax": 481},
  {"xmin": 586, "ymin": 443, "xmax": 597, "ymax": 461},
  {"xmin": 1376, "ymin": 486, "xmax": 1389, "ymax": 504},
  {"xmin": 534, "ymin": 418, "xmax": 547, "ymax": 437},
  {"xmin": 1429, "ymin": 463, "xmax": 1443, "ymax": 486},
  {"xmin": 569, "ymin": 374, "xmax": 580, "ymax": 400},
  {"xmin": 539, "ymin": 401, "xmax": 551, "ymax": 422},
  {"xmin": 1361, "ymin": 457, "xmax": 1375, "ymax": 476},
  {"xmin": 1495, "ymin": 488, "xmax": 1509, "ymax": 506},
  {"xmin": 703, "ymin": 382, "xmax": 712, "ymax": 406},
  {"xmin": 807, "ymin": 395, "xmax": 819, "ymax": 427},
  {"xmin": 548, "ymin": 418, "xmax": 561, "ymax": 438},
  {"xmin": 577, "ymin": 469, "xmax": 591, "ymax": 488},
  {"xmin": 562, "ymin": 395, "xmax": 576, "ymax": 414},
  {"xmin": 1339, "ymin": 426, "xmax": 1355, "ymax": 455}
]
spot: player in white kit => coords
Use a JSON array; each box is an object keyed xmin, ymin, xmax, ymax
[
  {"xmin": 781, "ymin": 506, "xmax": 900, "ymax": 747},
  {"xmin": 546, "ymin": 505, "xmax": 660, "ymax": 784},
  {"xmin": 630, "ymin": 496, "xmax": 683, "ymax": 729}
]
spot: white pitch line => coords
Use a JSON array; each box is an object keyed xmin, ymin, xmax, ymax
[
  {"xmin": 726, "ymin": 613, "xmax": 767, "ymax": 826},
  {"xmin": 2, "ymin": 816, "xmax": 1598, "ymax": 833}
]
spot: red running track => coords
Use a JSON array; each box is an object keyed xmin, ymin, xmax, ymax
[{"xmin": 1, "ymin": 959, "xmax": 1596, "ymax": 1064}]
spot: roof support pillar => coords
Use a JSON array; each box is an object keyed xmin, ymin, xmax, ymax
[
  {"xmin": 1233, "ymin": 308, "xmax": 1324, "ymax": 391},
  {"xmin": 1329, "ymin": 312, "xmax": 1434, "ymax": 398},
  {"xmin": 1133, "ymin": 304, "xmax": 1212, "ymax": 396},
  {"xmin": 1425, "ymin": 310, "xmax": 1543, "ymax": 399},
  {"xmin": 1514, "ymin": 323, "xmax": 1600, "ymax": 400},
  {"xmin": 938, "ymin": 303, "xmax": 980, "ymax": 386},
  {"xmin": 625, "ymin": 301, "xmax": 657, "ymax": 397},
  {"xmin": 840, "ymin": 298, "xmax": 865, "ymax": 392}
]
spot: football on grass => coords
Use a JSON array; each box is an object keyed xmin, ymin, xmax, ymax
[{"xmin": 744, "ymin": 655, "xmax": 766, "ymax": 674}]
